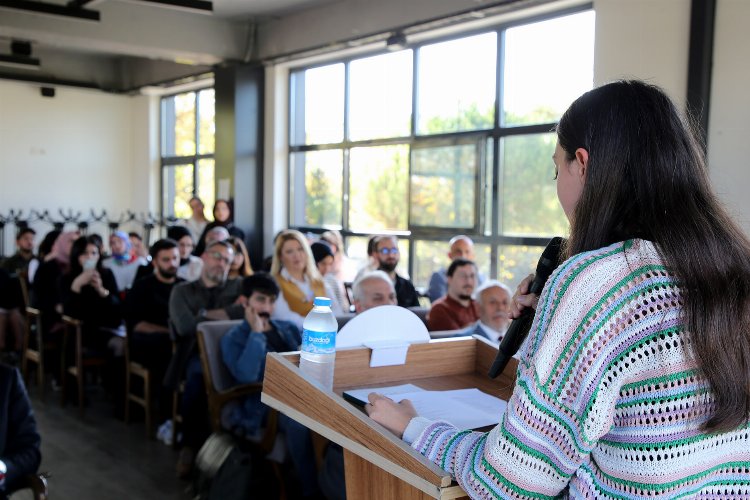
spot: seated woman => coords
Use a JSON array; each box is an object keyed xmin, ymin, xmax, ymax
[
  {"xmin": 0, "ymin": 364, "xmax": 41, "ymax": 497},
  {"xmin": 194, "ymin": 199, "xmax": 245, "ymax": 256},
  {"xmin": 310, "ymin": 241, "xmax": 347, "ymax": 315},
  {"xmin": 270, "ymin": 230, "xmax": 341, "ymax": 328},
  {"xmin": 227, "ymin": 237, "xmax": 253, "ymax": 281},
  {"xmin": 60, "ymin": 235, "xmax": 122, "ymax": 353},
  {"xmin": 31, "ymin": 230, "xmax": 78, "ymax": 336},
  {"xmin": 167, "ymin": 226, "xmax": 202, "ymax": 282},
  {"xmin": 101, "ymin": 231, "xmax": 147, "ymax": 292}
]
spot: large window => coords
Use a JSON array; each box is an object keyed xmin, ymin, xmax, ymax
[
  {"xmin": 161, "ymin": 88, "xmax": 215, "ymax": 219},
  {"xmin": 288, "ymin": 9, "xmax": 595, "ymax": 291}
]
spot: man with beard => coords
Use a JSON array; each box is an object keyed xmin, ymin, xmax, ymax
[
  {"xmin": 426, "ymin": 258, "xmax": 480, "ymax": 331},
  {"xmin": 165, "ymin": 239, "xmax": 245, "ymax": 478},
  {"xmin": 221, "ymin": 273, "xmax": 322, "ymax": 497},
  {"xmin": 124, "ymin": 238, "xmax": 183, "ymax": 427},
  {"xmin": 374, "ymin": 235, "xmax": 420, "ymax": 308}
]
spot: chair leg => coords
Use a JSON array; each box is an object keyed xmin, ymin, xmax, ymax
[
  {"xmin": 143, "ymin": 371, "xmax": 152, "ymax": 439},
  {"xmin": 77, "ymin": 367, "xmax": 85, "ymax": 418},
  {"xmin": 124, "ymin": 367, "xmax": 131, "ymax": 424}
]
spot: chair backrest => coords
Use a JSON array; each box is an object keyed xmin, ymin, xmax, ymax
[
  {"xmin": 335, "ymin": 312, "xmax": 356, "ymax": 330},
  {"xmin": 197, "ymin": 320, "xmax": 243, "ymax": 394},
  {"xmin": 407, "ymin": 306, "xmax": 430, "ymax": 326}
]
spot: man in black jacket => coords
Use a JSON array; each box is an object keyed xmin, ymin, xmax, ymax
[{"xmin": 0, "ymin": 363, "xmax": 41, "ymax": 497}]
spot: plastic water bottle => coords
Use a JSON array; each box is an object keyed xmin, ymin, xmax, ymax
[{"xmin": 300, "ymin": 296, "xmax": 338, "ymax": 390}]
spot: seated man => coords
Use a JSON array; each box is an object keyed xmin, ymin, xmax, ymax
[
  {"xmin": 464, "ymin": 280, "xmax": 512, "ymax": 344},
  {"xmin": 124, "ymin": 238, "xmax": 183, "ymax": 426},
  {"xmin": 426, "ymin": 258, "xmax": 479, "ymax": 331},
  {"xmin": 374, "ymin": 235, "xmax": 420, "ymax": 308},
  {"xmin": 427, "ymin": 235, "xmax": 485, "ymax": 302},
  {"xmin": 351, "ymin": 270, "xmax": 397, "ymax": 313},
  {"xmin": 0, "ymin": 364, "xmax": 41, "ymax": 497},
  {"xmin": 1, "ymin": 228, "xmax": 36, "ymax": 277},
  {"xmin": 221, "ymin": 273, "xmax": 320, "ymax": 497}
]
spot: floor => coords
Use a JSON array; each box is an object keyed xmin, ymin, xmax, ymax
[{"xmin": 18, "ymin": 384, "xmax": 193, "ymax": 500}]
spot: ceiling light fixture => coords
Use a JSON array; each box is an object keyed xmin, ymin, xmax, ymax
[{"xmin": 0, "ymin": 40, "xmax": 40, "ymax": 70}]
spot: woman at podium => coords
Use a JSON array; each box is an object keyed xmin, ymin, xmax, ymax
[{"xmin": 367, "ymin": 81, "xmax": 750, "ymax": 498}]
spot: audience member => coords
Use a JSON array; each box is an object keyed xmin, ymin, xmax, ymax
[
  {"xmin": 1, "ymin": 228, "xmax": 36, "ymax": 276},
  {"xmin": 427, "ymin": 236, "xmax": 485, "ymax": 303},
  {"xmin": 374, "ymin": 235, "xmax": 420, "ymax": 308},
  {"xmin": 270, "ymin": 230, "xmax": 340, "ymax": 329},
  {"xmin": 124, "ymin": 239, "xmax": 183, "ymax": 425},
  {"xmin": 320, "ymin": 229, "xmax": 357, "ymax": 282},
  {"xmin": 167, "ymin": 226, "xmax": 202, "ymax": 282},
  {"xmin": 221, "ymin": 273, "xmax": 320, "ymax": 497},
  {"xmin": 311, "ymin": 241, "xmax": 347, "ymax": 314},
  {"xmin": 165, "ymin": 240, "xmax": 244, "ymax": 478},
  {"xmin": 0, "ymin": 270, "xmax": 24, "ymax": 362},
  {"xmin": 0, "ymin": 364, "xmax": 41, "ymax": 497},
  {"xmin": 227, "ymin": 237, "xmax": 253, "ymax": 280},
  {"xmin": 426, "ymin": 258, "xmax": 479, "ymax": 331},
  {"xmin": 128, "ymin": 232, "xmax": 149, "ymax": 261},
  {"xmin": 61, "ymin": 235, "xmax": 122, "ymax": 353},
  {"xmin": 354, "ymin": 235, "xmax": 380, "ymax": 281},
  {"xmin": 27, "ymin": 229, "xmax": 61, "ymax": 284},
  {"xmin": 351, "ymin": 270, "xmax": 397, "ymax": 313},
  {"xmin": 194, "ymin": 199, "xmax": 244, "ymax": 256},
  {"xmin": 102, "ymin": 231, "xmax": 148, "ymax": 292},
  {"xmin": 31, "ymin": 231, "xmax": 78, "ymax": 335},
  {"xmin": 183, "ymin": 196, "xmax": 209, "ymax": 243},
  {"xmin": 464, "ymin": 280, "xmax": 512, "ymax": 344}
]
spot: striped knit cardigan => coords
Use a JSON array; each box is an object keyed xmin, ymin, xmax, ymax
[{"xmin": 408, "ymin": 239, "xmax": 750, "ymax": 498}]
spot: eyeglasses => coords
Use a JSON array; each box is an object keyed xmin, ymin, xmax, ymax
[
  {"xmin": 378, "ymin": 247, "xmax": 399, "ymax": 255},
  {"xmin": 209, "ymin": 251, "xmax": 232, "ymax": 264}
]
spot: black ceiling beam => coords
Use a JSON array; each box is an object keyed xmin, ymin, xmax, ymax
[
  {"xmin": 0, "ymin": 0, "xmax": 100, "ymax": 21},
  {"xmin": 131, "ymin": 0, "xmax": 212, "ymax": 14}
]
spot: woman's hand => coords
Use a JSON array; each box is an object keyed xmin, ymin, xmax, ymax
[
  {"xmin": 365, "ymin": 393, "xmax": 418, "ymax": 438},
  {"xmin": 90, "ymin": 271, "xmax": 109, "ymax": 297},
  {"xmin": 510, "ymin": 273, "xmax": 539, "ymax": 319},
  {"xmin": 71, "ymin": 269, "xmax": 96, "ymax": 293}
]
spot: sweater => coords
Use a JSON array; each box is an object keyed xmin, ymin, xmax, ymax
[{"xmin": 407, "ymin": 239, "xmax": 750, "ymax": 498}]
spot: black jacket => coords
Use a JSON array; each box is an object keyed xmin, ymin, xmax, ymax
[{"xmin": 0, "ymin": 364, "xmax": 41, "ymax": 495}]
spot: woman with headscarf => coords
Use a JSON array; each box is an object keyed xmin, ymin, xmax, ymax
[
  {"xmin": 271, "ymin": 230, "xmax": 342, "ymax": 329},
  {"xmin": 193, "ymin": 199, "xmax": 245, "ymax": 256},
  {"xmin": 101, "ymin": 230, "xmax": 148, "ymax": 292}
]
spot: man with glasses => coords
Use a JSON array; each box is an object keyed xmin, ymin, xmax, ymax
[
  {"xmin": 165, "ymin": 240, "xmax": 245, "ymax": 478},
  {"xmin": 374, "ymin": 235, "xmax": 420, "ymax": 308}
]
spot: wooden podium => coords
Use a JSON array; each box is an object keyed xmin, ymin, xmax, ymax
[{"xmin": 261, "ymin": 336, "xmax": 518, "ymax": 499}]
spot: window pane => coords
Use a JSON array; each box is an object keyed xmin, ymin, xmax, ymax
[
  {"xmin": 344, "ymin": 236, "xmax": 371, "ymax": 275},
  {"xmin": 197, "ymin": 158, "xmax": 215, "ymax": 216},
  {"xmin": 412, "ymin": 240, "xmax": 491, "ymax": 290},
  {"xmin": 197, "ymin": 89, "xmax": 215, "ymax": 154},
  {"xmin": 502, "ymin": 11, "xmax": 595, "ymax": 126},
  {"xmin": 173, "ymin": 93, "xmax": 196, "ymax": 156},
  {"xmin": 289, "ymin": 150, "xmax": 343, "ymax": 227},
  {"xmin": 417, "ymin": 32, "xmax": 496, "ymax": 134},
  {"xmin": 290, "ymin": 64, "xmax": 345, "ymax": 145},
  {"xmin": 497, "ymin": 244, "xmax": 542, "ymax": 291},
  {"xmin": 349, "ymin": 145, "xmax": 408, "ymax": 231},
  {"xmin": 501, "ymin": 133, "xmax": 567, "ymax": 236},
  {"xmin": 162, "ymin": 164, "xmax": 193, "ymax": 218},
  {"xmin": 349, "ymin": 50, "xmax": 413, "ymax": 141},
  {"xmin": 410, "ymin": 144, "xmax": 477, "ymax": 228}
]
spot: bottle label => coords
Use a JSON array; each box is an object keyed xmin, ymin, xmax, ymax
[{"xmin": 302, "ymin": 329, "xmax": 336, "ymax": 355}]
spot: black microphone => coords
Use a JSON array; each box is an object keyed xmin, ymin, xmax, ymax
[{"xmin": 488, "ymin": 237, "xmax": 564, "ymax": 379}]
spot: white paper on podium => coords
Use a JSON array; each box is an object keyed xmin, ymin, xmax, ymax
[{"xmin": 345, "ymin": 384, "xmax": 507, "ymax": 430}]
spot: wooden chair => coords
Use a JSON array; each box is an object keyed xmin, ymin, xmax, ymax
[
  {"xmin": 124, "ymin": 330, "xmax": 152, "ymax": 437},
  {"xmin": 60, "ymin": 316, "xmax": 107, "ymax": 417},
  {"xmin": 21, "ymin": 307, "xmax": 44, "ymax": 394}
]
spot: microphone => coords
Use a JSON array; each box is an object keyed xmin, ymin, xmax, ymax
[{"xmin": 488, "ymin": 237, "xmax": 564, "ymax": 379}]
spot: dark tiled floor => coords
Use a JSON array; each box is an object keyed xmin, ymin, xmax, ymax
[{"xmin": 26, "ymin": 386, "xmax": 192, "ymax": 500}]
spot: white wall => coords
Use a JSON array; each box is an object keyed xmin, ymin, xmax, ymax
[
  {"xmin": 0, "ymin": 80, "xmax": 154, "ymax": 254},
  {"xmin": 707, "ymin": 0, "xmax": 750, "ymax": 234}
]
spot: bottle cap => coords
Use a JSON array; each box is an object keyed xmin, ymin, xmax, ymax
[{"xmin": 313, "ymin": 296, "xmax": 331, "ymax": 307}]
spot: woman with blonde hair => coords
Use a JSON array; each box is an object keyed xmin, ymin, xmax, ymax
[
  {"xmin": 227, "ymin": 236, "xmax": 253, "ymax": 280},
  {"xmin": 271, "ymin": 230, "xmax": 341, "ymax": 328}
]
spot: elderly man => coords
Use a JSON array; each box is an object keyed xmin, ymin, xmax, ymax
[
  {"xmin": 374, "ymin": 235, "xmax": 420, "ymax": 308},
  {"xmin": 426, "ymin": 258, "xmax": 480, "ymax": 331},
  {"xmin": 351, "ymin": 270, "xmax": 397, "ymax": 313},
  {"xmin": 465, "ymin": 280, "xmax": 512, "ymax": 344},
  {"xmin": 427, "ymin": 235, "xmax": 486, "ymax": 302}
]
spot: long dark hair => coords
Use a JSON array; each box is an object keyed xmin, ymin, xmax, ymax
[
  {"xmin": 557, "ymin": 80, "xmax": 750, "ymax": 432},
  {"xmin": 69, "ymin": 235, "xmax": 104, "ymax": 277}
]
